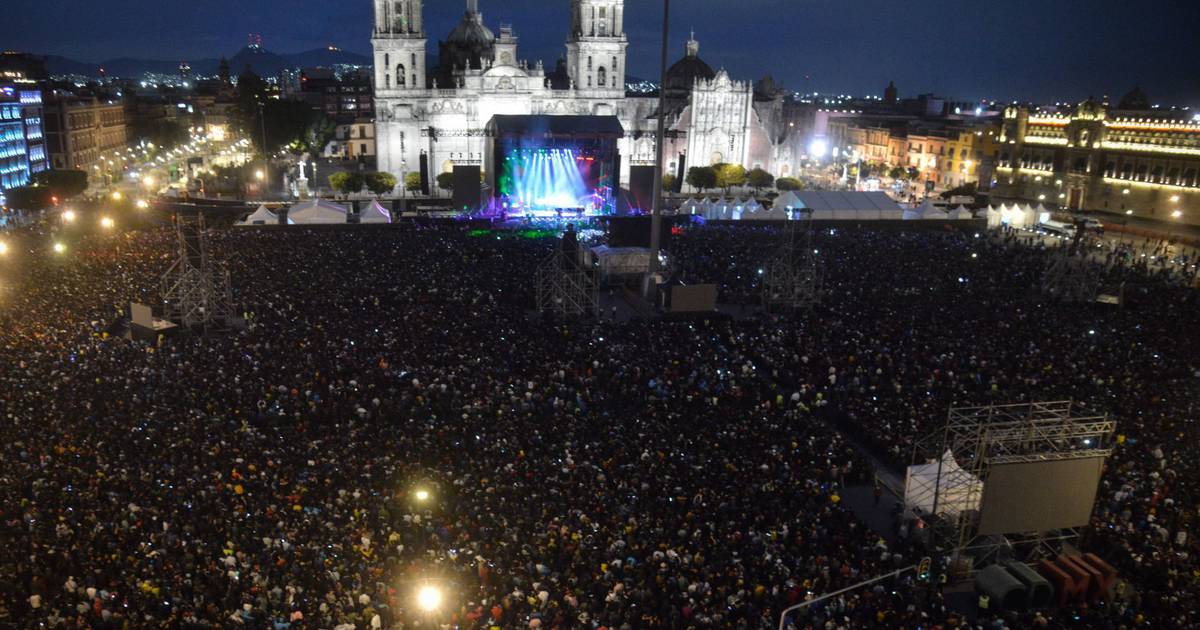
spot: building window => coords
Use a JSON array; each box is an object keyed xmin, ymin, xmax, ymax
[
  {"xmin": 396, "ymin": 65, "xmax": 406, "ymax": 87},
  {"xmin": 597, "ymin": 67, "xmax": 607, "ymax": 88},
  {"xmin": 587, "ymin": 57, "xmax": 592, "ymax": 70}
]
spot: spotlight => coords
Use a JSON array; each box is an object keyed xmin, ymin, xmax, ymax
[
  {"xmin": 0, "ymin": 241, "xmax": 7, "ymax": 256},
  {"xmin": 53, "ymin": 242, "xmax": 66, "ymax": 254},
  {"xmin": 100, "ymin": 216, "xmax": 115, "ymax": 229},
  {"xmin": 416, "ymin": 585, "xmax": 443, "ymax": 612},
  {"xmin": 63, "ymin": 210, "xmax": 77, "ymax": 223}
]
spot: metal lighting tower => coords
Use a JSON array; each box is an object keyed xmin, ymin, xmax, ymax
[
  {"xmin": 763, "ymin": 210, "xmax": 823, "ymax": 313},
  {"xmin": 648, "ymin": 0, "xmax": 671, "ymax": 273},
  {"xmin": 160, "ymin": 213, "xmax": 236, "ymax": 331}
]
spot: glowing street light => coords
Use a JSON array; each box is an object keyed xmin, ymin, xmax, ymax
[
  {"xmin": 62, "ymin": 210, "xmax": 77, "ymax": 223},
  {"xmin": 416, "ymin": 585, "xmax": 443, "ymax": 612},
  {"xmin": 142, "ymin": 175, "xmax": 156, "ymax": 188},
  {"xmin": 136, "ymin": 199, "xmax": 149, "ymax": 209},
  {"xmin": 111, "ymin": 191, "xmax": 122, "ymax": 201},
  {"xmin": 255, "ymin": 169, "xmax": 265, "ymax": 181},
  {"xmin": 414, "ymin": 489, "xmax": 431, "ymax": 502},
  {"xmin": 1172, "ymin": 209, "xmax": 1183, "ymax": 219},
  {"xmin": 1125, "ymin": 209, "xmax": 1134, "ymax": 215},
  {"xmin": 100, "ymin": 216, "xmax": 115, "ymax": 229},
  {"xmin": 53, "ymin": 242, "xmax": 66, "ymax": 254},
  {"xmin": 0, "ymin": 241, "xmax": 7, "ymax": 256}
]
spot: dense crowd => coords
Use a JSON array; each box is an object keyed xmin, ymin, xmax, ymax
[{"xmin": 0, "ymin": 219, "xmax": 1196, "ymax": 629}]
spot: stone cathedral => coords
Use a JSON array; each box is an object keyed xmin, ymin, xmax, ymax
[{"xmin": 371, "ymin": 0, "xmax": 805, "ymax": 195}]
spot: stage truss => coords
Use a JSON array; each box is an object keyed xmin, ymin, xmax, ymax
[
  {"xmin": 1040, "ymin": 251, "xmax": 1101, "ymax": 303},
  {"xmin": 536, "ymin": 249, "xmax": 599, "ymax": 318},
  {"xmin": 160, "ymin": 213, "xmax": 236, "ymax": 332},
  {"xmin": 763, "ymin": 210, "xmax": 823, "ymax": 313},
  {"xmin": 911, "ymin": 401, "xmax": 1116, "ymax": 578}
]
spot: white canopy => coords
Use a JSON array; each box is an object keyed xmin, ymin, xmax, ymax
[
  {"xmin": 289, "ymin": 199, "xmax": 348, "ymax": 225},
  {"xmin": 774, "ymin": 191, "xmax": 804, "ymax": 211},
  {"xmin": 997, "ymin": 203, "xmax": 1032, "ymax": 228},
  {"xmin": 902, "ymin": 207, "xmax": 924, "ymax": 221},
  {"xmin": 360, "ymin": 200, "xmax": 392, "ymax": 224},
  {"xmin": 904, "ymin": 450, "xmax": 983, "ymax": 517},
  {"xmin": 949, "ymin": 206, "xmax": 974, "ymax": 220},
  {"xmin": 238, "ymin": 205, "xmax": 283, "ymax": 226}
]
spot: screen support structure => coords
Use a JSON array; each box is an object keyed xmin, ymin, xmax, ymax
[
  {"xmin": 763, "ymin": 210, "xmax": 823, "ymax": 313},
  {"xmin": 911, "ymin": 401, "xmax": 1115, "ymax": 580},
  {"xmin": 536, "ymin": 248, "xmax": 599, "ymax": 318},
  {"xmin": 1040, "ymin": 250, "xmax": 1101, "ymax": 303},
  {"xmin": 160, "ymin": 212, "xmax": 236, "ymax": 332}
]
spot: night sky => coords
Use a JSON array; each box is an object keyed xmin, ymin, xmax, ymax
[{"xmin": 10, "ymin": 0, "xmax": 1200, "ymax": 105}]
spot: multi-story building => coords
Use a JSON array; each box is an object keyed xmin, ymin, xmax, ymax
[
  {"xmin": 993, "ymin": 93, "xmax": 1200, "ymax": 224},
  {"xmin": 325, "ymin": 118, "xmax": 377, "ymax": 161},
  {"xmin": 942, "ymin": 125, "xmax": 1001, "ymax": 189},
  {"xmin": 290, "ymin": 68, "xmax": 374, "ymax": 119},
  {"xmin": 43, "ymin": 95, "xmax": 128, "ymax": 178},
  {"xmin": 0, "ymin": 83, "xmax": 48, "ymax": 201}
]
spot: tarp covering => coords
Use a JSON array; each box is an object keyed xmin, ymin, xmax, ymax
[
  {"xmin": 289, "ymin": 199, "xmax": 348, "ymax": 225},
  {"xmin": 238, "ymin": 205, "xmax": 283, "ymax": 226},
  {"xmin": 360, "ymin": 200, "xmax": 392, "ymax": 224},
  {"xmin": 904, "ymin": 450, "xmax": 983, "ymax": 517}
]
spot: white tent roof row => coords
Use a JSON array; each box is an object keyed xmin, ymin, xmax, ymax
[
  {"xmin": 985, "ymin": 203, "xmax": 1037, "ymax": 228},
  {"xmin": 904, "ymin": 450, "xmax": 983, "ymax": 517},
  {"xmin": 289, "ymin": 199, "xmax": 350, "ymax": 225},
  {"xmin": 237, "ymin": 205, "xmax": 290, "ymax": 226},
  {"xmin": 359, "ymin": 200, "xmax": 392, "ymax": 224}
]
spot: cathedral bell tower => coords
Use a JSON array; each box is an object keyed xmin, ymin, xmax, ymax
[
  {"xmin": 566, "ymin": 0, "xmax": 628, "ymax": 95},
  {"xmin": 373, "ymin": 0, "xmax": 427, "ymax": 91}
]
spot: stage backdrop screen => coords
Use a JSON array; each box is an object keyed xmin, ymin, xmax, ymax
[{"xmin": 977, "ymin": 457, "xmax": 1105, "ymax": 535}]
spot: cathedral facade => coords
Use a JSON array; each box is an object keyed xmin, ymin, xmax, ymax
[{"xmin": 372, "ymin": 0, "xmax": 801, "ymax": 197}]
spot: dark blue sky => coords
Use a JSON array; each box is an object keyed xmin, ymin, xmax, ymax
[{"xmin": 10, "ymin": 0, "xmax": 1200, "ymax": 105}]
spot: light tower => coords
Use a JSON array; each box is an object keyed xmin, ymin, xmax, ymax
[{"xmin": 566, "ymin": 0, "xmax": 628, "ymax": 94}]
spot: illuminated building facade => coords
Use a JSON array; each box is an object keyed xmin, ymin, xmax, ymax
[
  {"xmin": 43, "ymin": 96, "xmax": 127, "ymax": 176},
  {"xmin": 994, "ymin": 97, "xmax": 1200, "ymax": 224},
  {"xmin": 0, "ymin": 84, "xmax": 47, "ymax": 200}
]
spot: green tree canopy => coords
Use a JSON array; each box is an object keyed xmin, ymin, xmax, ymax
[
  {"xmin": 364, "ymin": 172, "xmax": 398, "ymax": 196},
  {"xmin": 3, "ymin": 186, "xmax": 53, "ymax": 210},
  {"xmin": 436, "ymin": 172, "xmax": 455, "ymax": 191},
  {"xmin": 328, "ymin": 172, "xmax": 365, "ymax": 195},
  {"xmin": 31, "ymin": 170, "xmax": 88, "ymax": 200},
  {"xmin": 776, "ymin": 177, "xmax": 804, "ymax": 191},
  {"xmin": 714, "ymin": 163, "xmax": 747, "ymax": 192},
  {"xmin": 686, "ymin": 166, "xmax": 718, "ymax": 192},
  {"xmin": 404, "ymin": 172, "xmax": 422, "ymax": 193},
  {"xmin": 746, "ymin": 168, "xmax": 774, "ymax": 191}
]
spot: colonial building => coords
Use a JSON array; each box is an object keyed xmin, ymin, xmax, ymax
[
  {"xmin": 993, "ymin": 93, "xmax": 1200, "ymax": 224},
  {"xmin": 371, "ymin": 0, "xmax": 798, "ymax": 197},
  {"xmin": 43, "ymin": 94, "xmax": 127, "ymax": 177}
]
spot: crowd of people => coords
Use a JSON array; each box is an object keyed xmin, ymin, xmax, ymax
[{"xmin": 0, "ymin": 217, "xmax": 1196, "ymax": 629}]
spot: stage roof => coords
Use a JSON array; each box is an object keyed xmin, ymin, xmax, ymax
[
  {"xmin": 486, "ymin": 115, "xmax": 624, "ymax": 138},
  {"xmin": 789, "ymin": 191, "xmax": 905, "ymax": 212}
]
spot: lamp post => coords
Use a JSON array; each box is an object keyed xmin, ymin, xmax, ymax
[{"xmin": 648, "ymin": 0, "xmax": 671, "ymax": 275}]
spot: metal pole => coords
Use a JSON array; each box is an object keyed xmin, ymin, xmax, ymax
[
  {"xmin": 778, "ymin": 565, "xmax": 917, "ymax": 630},
  {"xmin": 259, "ymin": 102, "xmax": 269, "ymax": 193},
  {"xmin": 648, "ymin": 0, "xmax": 670, "ymax": 273}
]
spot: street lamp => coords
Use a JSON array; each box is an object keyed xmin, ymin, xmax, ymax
[
  {"xmin": 414, "ymin": 488, "xmax": 431, "ymax": 502},
  {"xmin": 62, "ymin": 210, "xmax": 77, "ymax": 223},
  {"xmin": 111, "ymin": 191, "xmax": 122, "ymax": 201},
  {"xmin": 0, "ymin": 241, "xmax": 8, "ymax": 256},
  {"xmin": 100, "ymin": 216, "xmax": 115, "ymax": 229},
  {"xmin": 53, "ymin": 242, "xmax": 66, "ymax": 254},
  {"xmin": 416, "ymin": 585, "xmax": 443, "ymax": 613}
]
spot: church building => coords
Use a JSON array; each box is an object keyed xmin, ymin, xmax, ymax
[{"xmin": 372, "ymin": 0, "xmax": 803, "ymax": 198}]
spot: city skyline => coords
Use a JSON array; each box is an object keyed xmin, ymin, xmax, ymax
[{"xmin": 9, "ymin": 0, "xmax": 1200, "ymax": 106}]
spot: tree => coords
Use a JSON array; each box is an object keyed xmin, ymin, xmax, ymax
[
  {"xmin": 940, "ymin": 182, "xmax": 978, "ymax": 199},
  {"xmin": 746, "ymin": 168, "xmax": 774, "ymax": 192},
  {"xmin": 3, "ymin": 186, "xmax": 53, "ymax": 210},
  {"xmin": 662, "ymin": 173, "xmax": 677, "ymax": 192},
  {"xmin": 714, "ymin": 163, "xmax": 747, "ymax": 192},
  {"xmin": 436, "ymin": 172, "xmax": 455, "ymax": 191},
  {"xmin": 776, "ymin": 177, "xmax": 804, "ymax": 191},
  {"xmin": 888, "ymin": 166, "xmax": 907, "ymax": 180},
  {"xmin": 364, "ymin": 172, "xmax": 398, "ymax": 196},
  {"xmin": 404, "ymin": 172, "xmax": 422, "ymax": 193},
  {"xmin": 907, "ymin": 167, "xmax": 920, "ymax": 180},
  {"xmin": 328, "ymin": 172, "xmax": 365, "ymax": 195},
  {"xmin": 31, "ymin": 170, "xmax": 88, "ymax": 199},
  {"xmin": 686, "ymin": 166, "xmax": 718, "ymax": 192}
]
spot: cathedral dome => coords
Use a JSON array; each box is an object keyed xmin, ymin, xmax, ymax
[
  {"xmin": 1117, "ymin": 86, "xmax": 1150, "ymax": 110},
  {"xmin": 664, "ymin": 34, "xmax": 715, "ymax": 94},
  {"xmin": 446, "ymin": 13, "xmax": 495, "ymax": 50},
  {"xmin": 438, "ymin": 8, "xmax": 496, "ymax": 78}
]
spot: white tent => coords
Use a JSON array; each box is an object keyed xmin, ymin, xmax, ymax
[
  {"xmin": 740, "ymin": 198, "xmax": 766, "ymax": 220},
  {"xmin": 759, "ymin": 203, "xmax": 791, "ymax": 221},
  {"xmin": 359, "ymin": 200, "xmax": 392, "ymax": 224},
  {"xmin": 680, "ymin": 197, "xmax": 705, "ymax": 216},
  {"xmin": 949, "ymin": 206, "xmax": 974, "ymax": 220},
  {"xmin": 774, "ymin": 191, "xmax": 804, "ymax": 211},
  {"xmin": 918, "ymin": 200, "xmax": 950, "ymax": 220},
  {"xmin": 999, "ymin": 203, "xmax": 1032, "ymax": 228},
  {"xmin": 289, "ymin": 199, "xmax": 348, "ymax": 225},
  {"xmin": 904, "ymin": 450, "xmax": 983, "ymax": 517},
  {"xmin": 238, "ymin": 205, "xmax": 284, "ymax": 226},
  {"xmin": 902, "ymin": 205, "xmax": 924, "ymax": 221},
  {"xmin": 986, "ymin": 206, "xmax": 1002, "ymax": 228}
]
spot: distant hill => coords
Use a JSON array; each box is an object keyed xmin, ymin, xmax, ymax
[{"xmin": 43, "ymin": 46, "xmax": 372, "ymax": 79}]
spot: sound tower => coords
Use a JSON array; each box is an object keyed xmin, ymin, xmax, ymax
[
  {"xmin": 629, "ymin": 165, "xmax": 656, "ymax": 211},
  {"xmin": 452, "ymin": 165, "xmax": 482, "ymax": 211},
  {"xmin": 419, "ymin": 153, "xmax": 430, "ymax": 196},
  {"xmin": 673, "ymin": 154, "xmax": 686, "ymax": 193}
]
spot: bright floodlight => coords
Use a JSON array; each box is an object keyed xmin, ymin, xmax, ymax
[
  {"xmin": 1172, "ymin": 210, "xmax": 1183, "ymax": 218},
  {"xmin": 0, "ymin": 241, "xmax": 8, "ymax": 255},
  {"xmin": 100, "ymin": 216, "xmax": 115, "ymax": 229},
  {"xmin": 111, "ymin": 191, "xmax": 122, "ymax": 201},
  {"xmin": 416, "ymin": 585, "xmax": 442, "ymax": 612},
  {"xmin": 53, "ymin": 242, "xmax": 66, "ymax": 254},
  {"xmin": 62, "ymin": 210, "xmax": 77, "ymax": 223},
  {"xmin": 414, "ymin": 489, "xmax": 431, "ymax": 502},
  {"xmin": 808, "ymin": 138, "xmax": 829, "ymax": 159},
  {"xmin": 136, "ymin": 199, "xmax": 149, "ymax": 209},
  {"xmin": 143, "ymin": 175, "xmax": 156, "ymax": 188},
  {"xmin": 255, "ymin": 170, "xmax": 265, "ymax": 180}
]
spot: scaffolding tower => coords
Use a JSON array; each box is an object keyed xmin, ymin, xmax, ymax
[
  {"xmin": 910, "ymin": 401, "xmax": 1116, "ymax": 578},
  {"xmin": 160, "ymin": 212, "xmax": 236, "ymax": 331},
  {"xmin": 763, "ymin": 210, "xmax": 822, "ymax": 313},
  {"xmin": 535, "ymin": 248, "xmax": 599, "ymax": 318},
  {"xmin": 1040, "ymin": 250, "xmax": 1101, "ymax": 303}
]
